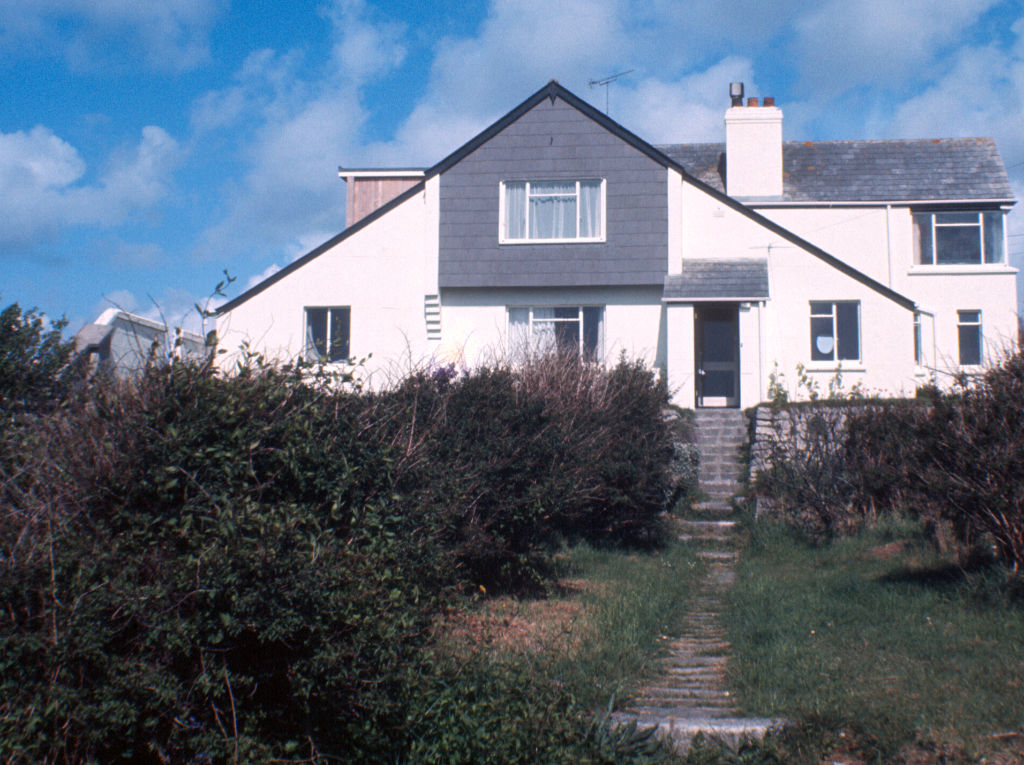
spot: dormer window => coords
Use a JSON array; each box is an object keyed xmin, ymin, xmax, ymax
[
  {"xmin": 500, "ymin": 180, "xmax": 605, "ymax": 243},
  {"xmin": 913, "ymin": 211, "xmax": 1005, "ymax": 265}
]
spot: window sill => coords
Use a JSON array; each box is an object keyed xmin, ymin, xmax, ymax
[
  {"xmin": 804, "ymin": 363, "xmax": 865, "ymax": 374},
  {"xmin": 908, "ymin": 264, "xmax": 1016, "ymax": 275}
]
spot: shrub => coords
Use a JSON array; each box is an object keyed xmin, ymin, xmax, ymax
[
  {"xmin": 0, "ymin": 348, "xmax": 678, "ymax": 758},
  {"xmin": 754, "ymin": 351, "xmax": 1024, "ymax": 574},
  {"xmin": 0, "ymin": 358, "xmax": 451, "ymax": 760}
]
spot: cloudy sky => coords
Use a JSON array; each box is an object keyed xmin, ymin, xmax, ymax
[{"xmin": 3, "ymin": 0, "xmax": 1024, "ymax": 334}]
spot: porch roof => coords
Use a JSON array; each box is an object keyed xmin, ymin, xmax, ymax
[{"xmin": 663, "ymin": 259, "xmax": 769, "ymax": 302}]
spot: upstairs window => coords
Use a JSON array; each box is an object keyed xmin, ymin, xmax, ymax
[
  {"xmin": 810, "ymin": 301, "xmax": 860, "ymax": 362},
  {"xmin": 305, "ymin": 307, "xmax": 350, "ymax": 362},
  {"xmin": 500, "ymin": 180, "xmax": 604, "ymax": 242},
  {"xmin": 508, "ymin": 306, "xmax": 603, "ymax": 360},
  {"xmin": 913, "ymin": 211, "xmax": 1005, "ymax": 265},
  {"xmin": 957, "ymin": 310, "xmax": 982, "ymax": 366}
]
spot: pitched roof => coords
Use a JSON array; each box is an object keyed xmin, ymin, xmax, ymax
[
  {"xmin": 658, "ymin": 138, "xmax": 1014, "ymax": 203},
  {"xmin": 663, "ymin": 259, "xmax": 769, "ymax": 301},
  {"xmin": 218, "ymin": 81, "xmax": 916, "ymax": 314}
]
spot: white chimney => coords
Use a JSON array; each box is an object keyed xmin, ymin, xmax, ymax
[{"xmin": 724, "ymin": 88, "xmax": 783, "ymax": 198}]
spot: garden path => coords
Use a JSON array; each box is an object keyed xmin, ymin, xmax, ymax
[{"xmin": 610, "ymin": 409, "xmax": 780, "ymax": 753}]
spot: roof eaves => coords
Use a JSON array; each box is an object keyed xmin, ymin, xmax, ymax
[{"xmin": 216, "ymin": 179, "xmax": 427, "ymax": 314}]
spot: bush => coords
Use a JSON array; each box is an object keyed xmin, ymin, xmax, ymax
[
  {"xmin": 754, "ymin": 351, "xmax": 1024, "ymax": 574},
  {"xmin": 369, "ymin": 355, "xmax": 674, "ymax": 591},
  {"xmin": 0, "ymin": 358, "xmax": 450, "ymax": 761},
  {"xmin": 0, "ymin": 349, "xmax": 677, "ymax": 758}
]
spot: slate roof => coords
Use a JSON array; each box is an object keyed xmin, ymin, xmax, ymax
[
  {"xmin": 657, "ymin": 138, "xmax": 1014, "ymax": 203},
  {"xmin": 663, "ymin": 259, "xmax": 769, "ymax": 301}
]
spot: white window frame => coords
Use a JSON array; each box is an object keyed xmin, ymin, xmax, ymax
[
  {"xmin": 507, "ymin": 305, "xmax": 604, "ymax": 360},
  {"xmin": 304, "ymin": 306, "xmax": 350, "ymax": 363},
  {"xmin": 957, "ymin": 309, "xmax": 982, "ymax": 367},
  {"xmin": 499, "ymin": 179, "xmax": 606, "ymax": 244},
  {"xmin": 809, "ymin": 301, "xmax": 861, "ymax": 364},
  {"xmin": 912, "ymin": 210, "xmax": 1005, "ymax": 266}
]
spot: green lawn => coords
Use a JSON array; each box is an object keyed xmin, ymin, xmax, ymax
[{"xmin": 724, "ymin": 519, "xmax": 1024, "ymax": 760}]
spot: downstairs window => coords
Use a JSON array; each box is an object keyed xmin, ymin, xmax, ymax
[
  {"xmin": 957, "ymin": 310, "xmax": 982, "ymax": 366},
  {"xmin": 508, "ymin": 306, "xmax": 603, "ymax": 360},
  {"xmin": 305, "ymin": 307, "xmax": 350, "ymax": 362},
  {"xmin": 810, "ymin": 301, "xmax": 860, "ymax": 362}
]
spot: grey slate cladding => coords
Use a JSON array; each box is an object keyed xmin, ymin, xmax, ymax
[
  {"xmin": 663, "ymin": 260, "xmax": 769, "ymax": 301},
  {"xmin": 658, "ymin": 138, "xmax": 1013, "ymax": 202},
  {"xmin": 439, "ymin": 97, "xmax": 668, "ymax": 288}
]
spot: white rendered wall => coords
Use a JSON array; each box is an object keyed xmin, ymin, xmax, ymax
[
  {"xmin": 756, "ymin": 206, "xmax": 892, "ymax": 286},
  {"xmin": 217, "ymin": 177, "xmax": 441, "ymax": 386},
  {"xmin": 680, "ymin": 183, "xmax": 791, "ymax": 262},
  {"xmin": 887, "ymin": 205, "xmax": 1018, "ymax": 379},
  {"xmin": 665, "ymin": 303, "xmax": 695, "ymax": 407},
  {"xmin": 760, "ymin": 203, "xmax": 1018, "ymax": 383},
  {"xmin": 677, "ymin": 182, "xmax": 919, "ymax": 401},
  {"xmin": 439, "ymin": 286, "xmax": 666, "ymax": 372},
  {"xmin": 763, "ymin": 245, "xmax": 917, "ymax": 399}
]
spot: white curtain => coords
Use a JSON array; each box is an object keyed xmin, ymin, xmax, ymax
[
  {"xmin": 529, "ymin": 182, "xmax": 576, "ymax": 239},
  {"xmin": 530, "ymin": 307, "xmax": 556, "ymax": 353},
  {"xmin": 504, "ymin": 182, "xmax": 526, "ymax": 239},
  {"xmin": 579, "ymin": 181, "xmax": 601, "ymax": 238},
  {"xmin": 508, "ymin": 307, "xmax": 530, "ymax": 357}
]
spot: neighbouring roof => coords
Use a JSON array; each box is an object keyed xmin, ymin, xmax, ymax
[
  {"xmin": 663, "ymin": 259, "xmax": 770, "ymax": 301},
  {"xmin": 658, "ymin": 138, "xmax": 1014, "ymax": 203}
]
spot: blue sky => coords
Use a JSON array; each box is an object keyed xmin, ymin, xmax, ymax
[{"xmin": 3, "ymin": 0, "xmax": 1024, "ymax": 334}]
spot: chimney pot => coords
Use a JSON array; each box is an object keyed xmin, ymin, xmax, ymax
[
  {"xmin": 764, "ymin": 96, "xmax": 775, "ymax": 106},
  {"xmin": 747, "ymin": 97, "xmax": 759, "ymax": 107}
]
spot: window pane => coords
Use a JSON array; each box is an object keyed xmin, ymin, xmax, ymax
[
  {"xmin": 530, "ymin": 194, "xmax": 576, "ymax": 238},
  {"xmin": 508, "ymin": 307, "xmax": 529, "ymax": 356},
  {"xmin": 959, "ymin": 324, "xmax": 981, "ymax": 365},
  {"xmin": 935, "ymin": 225, "xmax": 981, "ymax": 264},
  {"xmin": 306, "ymin": 308, "xmax": 328, "ymax": 359},
  {"xmin": 329, "ymin": 308, "xmax": 350, "ymax": 362},
  {"xmin": 913, "ymin": 213, "xmax": 933, "ymax": 265},
  {"xmin": 936, "ymin": 212, "xmax": 980, "ymax": 224},
  {"xmin": 554, "ymin": 320, "xmax": 580, "ymax": 355},
  {"xmin": 984, "ymin": 212, "xmax": 1004, "ymax": 264},
  {"xmin": 958, "ymin": 310, "xmax": 980, "ymax": 323},
  {"xmin": 836, "ymin": 303, "xmax": 859, "ymax": 360},
  {"xmin": 810, "ymin": 301, "xmax": 832, "ymax": 316},
  {"xmin": 582, "ymin": 306, "xmax": 602, "ymax": 360},
  {"xmin": 811, "ymin": 316, "xmax": 834, "ymax": 361},
  {"xmin": 505, "ymin": 182, "xmax": 526, "ymax": 239},
  {"xmin": 579, "ymin": 181, "xmax": 602, "ymax": 237}
]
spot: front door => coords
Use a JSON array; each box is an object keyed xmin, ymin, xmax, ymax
[{"xmin": 695, "ymin": 305, "xmax": 739, "ymax": 408}]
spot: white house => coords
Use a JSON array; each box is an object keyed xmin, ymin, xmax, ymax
[
  {"xmin": 76, "ymin": 308, "xmax": 207, "ymax": 376},
  {"xmin": 216, "ymin": 81, "xmax": 1018, "ymax": 408}
]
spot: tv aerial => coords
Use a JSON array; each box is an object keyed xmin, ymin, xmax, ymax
[{"xmin": 589, "ymin": 69, "xmax": 635, "ymax": 115}]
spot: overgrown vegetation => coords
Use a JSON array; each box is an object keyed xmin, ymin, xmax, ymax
[
  {"xmin": 0, "ymin": 301, "xmax": 690, "ymax": 762},
  {"xmin": 754, "ymin": 352, "xmax": 1024, "ymax": 575},
  {"xmin": 721, "ymin": 518, "xmax": 1024, "ymax": 764}
]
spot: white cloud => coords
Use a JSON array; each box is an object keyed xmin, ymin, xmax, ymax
[
  {"xmin": 190, "ymin": 0, "xmax": 404, "ymax": 260},
  {"xmin": 1, "ymin": 0, "xmax": 223, "ymax": 71},
  {"xmin": 0, "ymin": 125, "xmax": 182, "ymax": 248},
  {"xmin": 791, "ymin": 0, "xmax": 1002, "ymax": 95}
]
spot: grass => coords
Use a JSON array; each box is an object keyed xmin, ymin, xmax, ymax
[
  {"xmin": 723, "ymin": 516, "xmax": 1024, "ymax": 761},
  {"xmin": 414, "ymin": 538, "xmax": 706, "ymax": 763},
  {"xmin": 435, "ymin": 538, "xmax": 705, "ymax": 707}
]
